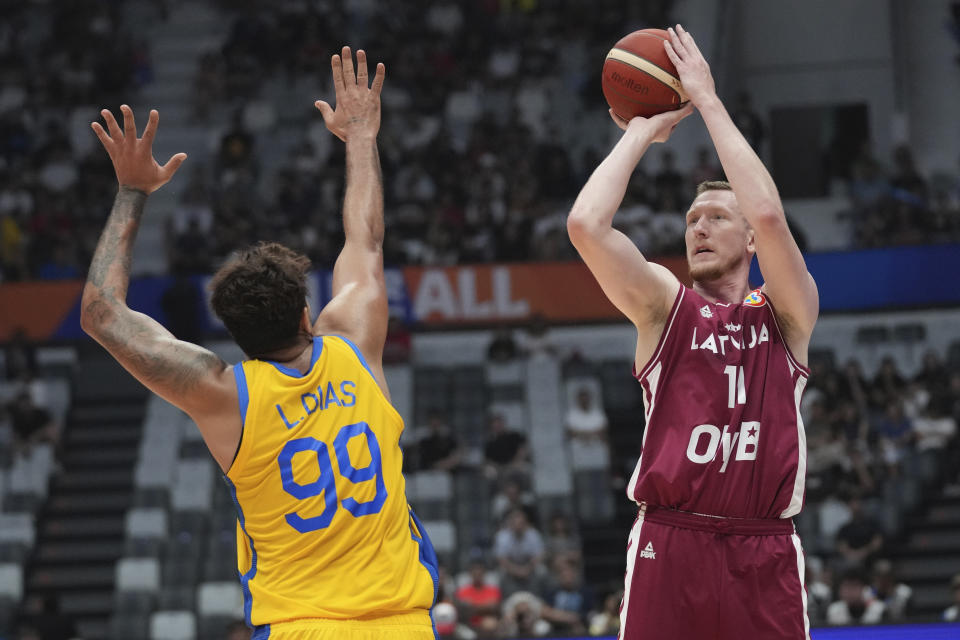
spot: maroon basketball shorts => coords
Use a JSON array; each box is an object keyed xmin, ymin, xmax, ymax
[{"xmin": 619, "ymin": 504, "xmax": 809, "ymax": 640}]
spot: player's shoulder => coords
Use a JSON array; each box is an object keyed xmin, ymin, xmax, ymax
[{"xmin": 647, "ymin": 262, "xmax": 682, "ymax": 289}]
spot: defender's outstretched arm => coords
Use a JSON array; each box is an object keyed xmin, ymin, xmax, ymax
[
  {"xmin": 311, "ymin": 47, "xmax": 392, "ymax": 397},
  {"xmin": 665, "ymin": 26, "xmax": 818, "ymax": 348},
  {"xmin": 82, "ymin": 106, "xmax": 239, "ymax": 468}
]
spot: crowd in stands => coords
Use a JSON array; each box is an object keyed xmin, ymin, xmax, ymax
[
  {"xmin": 0, "ymin": 0, "xmax": 150, "ymax": 283},
  {"xmin": 2, "ymin": 1, "xmax": 956, "ymax": 282},
  {"xmin": 0, "ymin": 0, "xmax": 960, "ymax": 281},
  {"xmin": 0, "ymin": 330, "xmax": 62, "ymax": 466},
  {"xmin": 167, "ymin": 0, "xmax": 705, "ymax": 274},
  {"xmin": 797, "ymin": 348, "xmax": 960, "ymax": 626},
  {"xmin": 846, "ymin": 144, "xmax": 960, "ymax": 249}
]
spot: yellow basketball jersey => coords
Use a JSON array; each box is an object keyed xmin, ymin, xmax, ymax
[{"xmin": 225, "ymin": 335, "xmax": 438, "ymax": 637}]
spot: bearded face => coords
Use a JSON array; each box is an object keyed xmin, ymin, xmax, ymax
[{"xmin": 684, "ymin": 189, "xmax": 755, "ymax": 283}]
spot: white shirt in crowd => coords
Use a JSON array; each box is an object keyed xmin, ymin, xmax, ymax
[
  {"xmin": 826, "ymin": 599, "xmax": 886, "ymax": 626},
  {"xmin": 565, "ymin": 404, "xmax": 607, "ymax": 437}
]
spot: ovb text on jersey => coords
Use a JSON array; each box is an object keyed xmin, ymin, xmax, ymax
[{"xmin": 687, "ymin": 320, "xmax": 766, "ymax": 474}]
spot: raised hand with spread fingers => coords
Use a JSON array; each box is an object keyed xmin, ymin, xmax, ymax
[
  {"xmin": 315, "ymin": 47, "xmax": 386, "ymax": 143},
  {"xmin": 91, "ymin": 105, "xmax": 187, "ymax": 194}
]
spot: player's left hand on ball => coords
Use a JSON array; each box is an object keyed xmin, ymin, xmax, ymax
[
  {"xmin": 616, "ymin": 103, "xmax": 694, "ymax": 144},
  {"xmin": 664, "ymin": 24, "xmax": 715, "ymax": 105},
  {"xmin": 315, "ymin": 46, "xmax": 385, "ymax": 142},
  {"xmin": 91, "ymin": 106, "xmax": 187, "ymax": 194}
]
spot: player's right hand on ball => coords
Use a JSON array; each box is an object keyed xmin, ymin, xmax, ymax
[
  {"xmin": 611, "ymin": 103, "xmax": 694, "ymax": 143},
  {"xmin": 315, "ymin": 46, "xmax": 385, "ymax": 142}
]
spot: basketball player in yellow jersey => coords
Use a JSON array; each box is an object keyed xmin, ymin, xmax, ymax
[{"xmin": 81, "ymin": 48, "xmax": 437, "ymax": 639}]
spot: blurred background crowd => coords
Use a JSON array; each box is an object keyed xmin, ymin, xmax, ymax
[
  {"xmin": 1, "ymin": 0, "xmax": 958, "ymax": 281},
  {"xmin": 1, "ymin": 1, "xmax": 959, "ymax": 639}
]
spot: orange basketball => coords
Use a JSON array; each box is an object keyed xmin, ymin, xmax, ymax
[{"xmin": 602, "ymin": 29, "xmax": 688, "ymax": 120}]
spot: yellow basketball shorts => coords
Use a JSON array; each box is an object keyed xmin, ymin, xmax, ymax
[{"xmin": 262, "ymin": 612, "xmax": 436, "ymax": 640}]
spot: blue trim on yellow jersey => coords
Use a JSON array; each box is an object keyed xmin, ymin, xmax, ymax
[
  {"xmin": 224, "ymin": 475, "xmax": 259, "ymax": 628},
  {"xmin": 264, "ymin": 336, "xmax": 324, "ymax": 378},
  {"xmin": 408, "ymin": 508, "xmax": 440, "ymax": 640},
  {"xmin": 233, "ymin": 364, "xmax": 249, "ymax": 423},
  {"xmin": 330, "ymin": 334, "xmax": 376, "ymax": 379},
  {"xmin": 251, "ymin": 624, "xmax": 270, "ymax": 639}
]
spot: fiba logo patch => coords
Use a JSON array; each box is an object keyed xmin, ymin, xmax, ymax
[{"xmin": 743, "ymin": 290, "xmax": 766, "ymax": 307}]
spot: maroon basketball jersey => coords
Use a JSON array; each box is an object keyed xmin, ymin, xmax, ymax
[{"xmin": 628, "ymin": 286, "xmax": 809, "ymax": 519}]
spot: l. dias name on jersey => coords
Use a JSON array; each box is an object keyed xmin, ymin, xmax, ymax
[
  {"xmin": 690, "ymin": 324, "xmax": 770, "ymax": 356},
  {"xmin": 275, "ymin": 379, "xmax": 358, "ymax": 430}
]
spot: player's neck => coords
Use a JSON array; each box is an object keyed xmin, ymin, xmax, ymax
[
  {"xmin": 258, "ymin": 334, "xmax": 314, "ymax": 371},
  {"xmin": 692, "ymin": 276, "xmax": 751, "ymax": 306}
]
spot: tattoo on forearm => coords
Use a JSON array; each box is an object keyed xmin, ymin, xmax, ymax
[
  {"xmin": 87, "ymin": 186, "xmax": 147, "ymax": 290},
  {"xmin": 83, "ymin": 186, "xmax": 227, "ymax": 393}
]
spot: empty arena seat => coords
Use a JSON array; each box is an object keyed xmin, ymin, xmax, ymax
[
  {"xmin": 135, "ymin": 454, "xmax": 178, "ymax": 493},
  {"xmin": 116, "ymin": 557, "xmax": 161, "ymax": 593},
  {"xmin": 599, "ymin": 359, "xmax": 642, "ymax": 412},
  {"xmin": 408, "ymin": 471, "xmax": 454, "ymax": 520},
  {"xmin": 171, "ymin": 459, "xmax": 214, "ymax": 511},
  {"xmin": 157, "ymin": 586, "xmax": 195, "ymax": 611},
  {"xmin": 0, "ymin": 514, "xmax": 34, "ymax": 547},
  {"xmin": 488, "ymin": 401, "xmax": 526, "ymax": 431},
  {"xmin": 202, "ymin": 555, "xmax": 238, "ymax": 582},
  {"xmin": 162, "ymin": 557, "xmax": 200, "ymax": 588},
  {"xmin": 485, "ymin": 361, "xmax": 524, "ymax": 385},
  {"xmin": 7, "ymin": 443, "xmax": 54, "ymax": 499},
  {"xmin": 110, "ymin": 612, "xmax": 150, "ymax": 640},
  {"xmin": 948, "ymin": 340, "xmax": 960, "ymax": 370},
  {"xmin": 114, "ymin": 590, "xmax": 156, "ymax": 617},
  {"xmin": 855, "ymin": 325, "xmax": 890, "ymax": 345},
  {"xmin": 893, "ymin": 323, "xmax": 926, "ymax": 343},
  {"xmin": 411, "ymin": 471, "xmax": 453, "ymax": 501},
  {"xmin": 420, "ymin": 520, "xmax": 456, "ymax": 555},
  {"xmin": 123, "ymin": 536, "xmax": 165, "ymax": 559},
  {"xmin": 383, "ymin": 364, "xmax": 414, "ymax": 423},
  {"xmin": 149, "ymin": 610, "xmax": 196, "ymax": 640},
  {"xmin": 199, "ymin": 614, "xmax": 240, "ymax": 639},
  {"xmin": 126, "ymin": 508, "xmax": 169, "ymax": 541},
  {"xmin": 197, "ymin": 581, "xmax": 243, "ymax": 617},
  {"xmin": 807, "ymin": 348, "xmax": 836, "ymax": 370},
  {"xmin": 0, "ymin": 563, "xmax": 23, "ymax": 601}
]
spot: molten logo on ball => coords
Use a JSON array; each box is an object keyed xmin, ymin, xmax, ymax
[
  {"xmin": 610, "ymin": 71, "xmax": 650, "ymax": 95},
  {"xmin": 602, "ymin": 29, "xmax": 688, "ymax": 118}
]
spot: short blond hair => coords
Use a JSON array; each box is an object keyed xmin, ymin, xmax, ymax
[{"xmin": 695, "ymin": 180, "xmax": 732, "ymax": 196}]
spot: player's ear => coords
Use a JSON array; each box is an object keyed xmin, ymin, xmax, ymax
[
  {"xmin": 745, "ymin": 226, "xmax": 756, "ymax": 256},
  {"xmin": 301, "ymin": 305, "xmax": 312, "ymax": 332}
]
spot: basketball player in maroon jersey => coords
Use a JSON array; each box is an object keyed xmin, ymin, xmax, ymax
[{"xmin": 567, "ymin": 26, "xmax": 818, "ymax": 640}]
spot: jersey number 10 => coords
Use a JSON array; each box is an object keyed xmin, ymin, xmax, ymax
[{"xmin": 277, "ymin": 421, "xmax": 388, "ymax": 533}]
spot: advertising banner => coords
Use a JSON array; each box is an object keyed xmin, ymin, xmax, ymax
[{"xmin": 1, "ymin": 246, "xmax": 957, "ymax": 342}]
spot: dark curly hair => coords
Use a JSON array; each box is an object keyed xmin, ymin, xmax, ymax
[{"xmin": 209, "ymin": 242, "xmax": 312, "ymax": 358}]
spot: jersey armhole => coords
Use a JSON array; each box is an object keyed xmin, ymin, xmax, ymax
[
  {"xmin": 762, "ymin": 296, "xmax": 812, "ymax": 377},
  {"xmin": 226, "ymin": 362, "xmax": 251, "ymax": 476},
  {"xmin": 328, "ymin": 335, "xmax": 406, "ymax": 430},
  {"xmin": 634, "ymin": 286, "xmax": 685, "ymax": 381}
]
